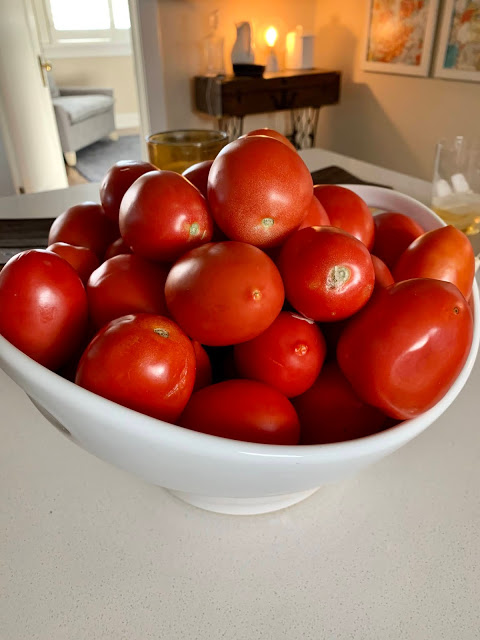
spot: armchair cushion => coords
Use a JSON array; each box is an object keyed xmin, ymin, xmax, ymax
[
  {"xmin": 59, "ymin": 87, "xmax": 114, "ymax": 98},
  {"xmin": 52, "ymin": 94, "xmax": 114, "ymax": 125}
]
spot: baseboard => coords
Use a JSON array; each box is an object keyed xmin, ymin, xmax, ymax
[{"xmin": 115, "ymin": 112, "xmax": 140, "ymax": 130}]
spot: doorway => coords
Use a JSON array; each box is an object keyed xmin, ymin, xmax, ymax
[
  {"xmin": 33, "ymin": 0, "xmax": 143, "ymax": 187},
  {"xmin": 0, "ymin": 0, "xmax": 165, "ymax": 196}
]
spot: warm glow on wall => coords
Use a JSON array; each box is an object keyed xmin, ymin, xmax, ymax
[{"xmin": 265, "ymin": 26, "xmax": 278, "ymax": 48}]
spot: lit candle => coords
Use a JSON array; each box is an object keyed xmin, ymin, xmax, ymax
[
  {"xmin": 265, "ymin": 26, "xmax": 279, "ymax": 72},
  {"xmin": 265, "ymin": 26, "xmax": 278, "ymax": 48}
]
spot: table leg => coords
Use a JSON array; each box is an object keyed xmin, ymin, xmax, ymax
[
  {"xmin": 290, "ymin": 107, "xmax": 320, "ymax": 150},
  {"xmin": 218, "ymin": 116, "xmax": 244, "ymax": 141}
]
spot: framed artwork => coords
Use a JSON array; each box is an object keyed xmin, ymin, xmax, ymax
[
  {"xmin": 433, "ymin": 0, "xmax": 480, "ymax": 81},
  {"xmin": 362, "ymin": 0, "xmax": 440, "ymax": 76}
]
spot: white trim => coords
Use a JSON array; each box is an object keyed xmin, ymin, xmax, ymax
[
  {"xmin": 44, "ymin": 41, "xmax": 132, "ymax": 58},
  {"xmin": 128, "ymin": 0, "xmax": 150, "ymax": 150},
  {"xmin": 128, "ymin": 0, "xmax": 168, "ymax": 161},
  {"xmin": 115, "ymin": 112, "xmax": 139, "ymax": 129}
]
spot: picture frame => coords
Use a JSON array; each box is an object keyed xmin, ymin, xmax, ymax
[
  {"xmin": 433, "ymin": 0, "xmax": 480, "ymax": 82},
  {"xmin": 361, "ymin": 0, "xmax": 440, "ymax": 77}
]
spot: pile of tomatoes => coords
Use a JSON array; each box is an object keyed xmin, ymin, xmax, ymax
[{"xmin": 0, "ymin": 129, "xmax": 476, "ymax": 446}]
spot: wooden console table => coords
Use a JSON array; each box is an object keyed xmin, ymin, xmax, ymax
[{"xmin": 193, "ymin": 69, "xmax": 341, "ymax": 149}]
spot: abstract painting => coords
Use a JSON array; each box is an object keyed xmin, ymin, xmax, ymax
[
  {"xmin": 434, "ymin": 0, "xmax": 480, "ymax": 81},
  {"xmin": 362, "ymin": 0, "xmax": 440, "ymax": 76}
]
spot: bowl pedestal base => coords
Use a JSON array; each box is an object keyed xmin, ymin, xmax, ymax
[{"xmin": 167, "ymin": 487, "xmax": 319, "ymax": 515}]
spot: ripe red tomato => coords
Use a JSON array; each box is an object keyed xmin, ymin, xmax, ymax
[
  {"xmin": 337, "ymin": 278, "xmax": 474, "ymax": 420},
  {"xmin": 234, "ymin": 312, "xmax": 327, "ymax": 397},
  {"xmin": 393, "ymin": 225, "xmax": 475, "ymax": 300},
  {"xmin": 192, "ymin": 340, "xmax": 212, "ymax": 391},
  {"xmin": 182, "ymin": 160, "xmax": 213, "ymax": 199},
  {"xmin": 207, "ymin": 136, "xmax": 313, "ymax": 248},
  {"xmin": 48, "ymin": 202, "xmax": 118, "ymax": 259},
  {"xmin": 165, "ymin": 241, "xmax": 284, "ymax": 346},
  {"xmin": 179, "ymin": 379, "xmax": 300, "ymax": 444},
  {"xmin": 313, "ymin": 185, "xmax": 374, "ymax": 250},
  {"xmin": 292, "ymin": 361, "xmax": 386, "ymax": 444},
  {"xmin": 76, "ymin": 314, "xmax": 195, "ymax": 423},
  {"xmin": 47, "ymin": 242, "xmax": 100, "ymax": 284},
  {"xmin": 278, "ymin": 226, "xmax": 375, "ymax": 322},
  {"xmin": 299, "ymin": 195, "xmax": 330, "ymax": 229},
  {"xmin": 87, "ymin": 254, "xmax": 169, "ymax": 330},
  {"xmin": 0, "ymin": 250, "xmax": 88, "ymax": 370},
  {"xmin": 244, "ymin": 128, "xmax": 297, "ymax": 152},
  {"xmin": 372, "ymin": 211, "xmax": 424, "ymax": 269},
  {"xmin": 100, "ymin": 160, "xmax": 157, "ymax": 222},
  {"xmin": 104, "ymin": 237, "xmax": 133, "ymax": 260},
  {"xmin": 371, "ymin": 254, "xmax": 394, "ymax": 289},
  {"xmin": 119, "ymin": 170, "xmax": 213, "ymax": 262}
]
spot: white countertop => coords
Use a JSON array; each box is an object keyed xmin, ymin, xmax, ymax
[{"xmin": 2, "ymin": 150, "xmax": 480, "ymax": 639}]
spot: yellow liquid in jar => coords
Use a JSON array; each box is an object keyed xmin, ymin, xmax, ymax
[{"xmin": 431, "ymin": 194, "xmax": 480, "ymax": 235}]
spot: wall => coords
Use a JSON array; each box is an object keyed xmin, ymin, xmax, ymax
[
  {"xmin": 52, "ymin": 56, "xmax": 139, "ymax": 128},
  {"xmin": 313, "ymin": 0, "xmax": 480, "ymax": 181},
  {"xmin": 0, "ymin": 128, "xmax": 16, "ymax": 197},
  {"xmin": 156, "ymin": 0, "xmax": 318, "ymax": 132}
]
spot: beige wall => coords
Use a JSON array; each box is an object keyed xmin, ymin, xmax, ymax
[
  {"xmin": 314, "ymin": 0, "xmax": 480, "ymax": 181},
  {"xmin": 52, "ymin": 56, "xmax": 139, "ymax": 118},
  {"xmin": 157, "ymin": 0, "xmax": 318, "ymax": 132}
]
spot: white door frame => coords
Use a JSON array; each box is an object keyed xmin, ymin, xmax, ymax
[{"xmin": 129, "ymin": 0, "xmax": 169, "ymax": 161}]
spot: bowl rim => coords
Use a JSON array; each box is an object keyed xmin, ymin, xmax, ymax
[{"xmin": 0, "ymin": 185, "xmax": 478, "ymax": 462}]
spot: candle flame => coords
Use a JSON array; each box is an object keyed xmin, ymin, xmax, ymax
[{"xmin": 265, "ymin": 26, "xmax": 278, "ymax": 47}]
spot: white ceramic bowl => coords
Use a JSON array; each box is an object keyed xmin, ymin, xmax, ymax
[{"xmin": 1, "ymin": 186, "xmax": 478, "ymax": 515}]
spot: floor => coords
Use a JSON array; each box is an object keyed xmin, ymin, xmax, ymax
[{"xmin": 66, "ymin": 128, "xmax": 140, "ymax": 187}]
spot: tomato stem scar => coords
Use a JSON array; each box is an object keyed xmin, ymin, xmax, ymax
[
  {"xmin": 154, "ymin": 328, "xmax": 169, "ymax": 338},
  {"xmin": 189, "ymin": 222, "xmax": 200, "ymax": 236},
  {"xmin": 262, "ymin": 217, "xmax": 274, "ymax": 228},
  {"xmin": 453, "ymin": 307, "xmax": 459, "ymax": 314},
  {"xmin": 295, "ymin": 343, "xmax": 308, "ymax": 356},
  {"xmin": 252, "ymin": 289, "xmax": 262, "ymax": 301},
  {"xmin": 327, "ymin": 265, "xmax": 351, "ymax": 290}
]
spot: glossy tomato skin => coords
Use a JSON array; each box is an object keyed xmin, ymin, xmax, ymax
[
  {"xmin": 182, "ymin": 160, "xmax": 213, "ymax": 199},
  {"xmin": 371, "ymin": 254, "xmax": 394, "ymax": 289},
  {"xmin": 244, "ymin": 128, "xmax": 297, "ymax": 152},
  {"xmin": 87, "ymin": 254, "xmax": 169, "ymax": 330},
  {"xmin": 393, "ymin": 225, "xmax": 475, "ymax": 300},
  {"xmin": 0, "ymin": 250, "xmax": 88, "ymax": 370},
  {"xmin": 278, "ymin": 226, "xmax": 375, "ymax": 322},
  {"xmin": 104, "ymin": 237, "xmax": 133, "ymax": 260},
  {"xmin": 299, "ymin": 195, "xmax": 330, "ymax": 229},
  {"xmin": 207, "ymin": 136, "xmax": 313, "ymax": 249},
  {"xmin": 119, "ymin": 170, "xmax": 213, "ymax": 262},
  {"xmin": 313, "ymin": 185, "xmax": 374, "ymax": 250},
  {"xmin": 76, "ymin": 314, "xmax": 195, "ymax": 423},
  {"xmin": 47, "ymin": 242, "xmax": 100, "ymax": 284},
  {"xmin": 337, "ymin": 278, "xmax": 473, "ymax": 420},
  {"xmin": 234, "ymin": 311, "xmax": 327, "ymax": 397},
  {"xmin": 100, "ymin": 160, "xmax": 157, "ymax": 222},
  {"xmin": 165, "ymin": 241, "xmax": 285, "ymax": 346},
  {"xmin": 192, "ymin": 340, "xmax": 212, "ymax": 391},
  {"xmin": 293, "ymin": 361, "xmax": 386, "ymax": 444},
  {"xmin": 48, "ymin": 202, "xmax": 118, "ymax": 259},
  {"xmin": 372, "ymin": 211, "xmax": 424, "ymax": 270},
  {"xmin": 179, "ymin": 379, "xmax": 300, "ymax": 445}
]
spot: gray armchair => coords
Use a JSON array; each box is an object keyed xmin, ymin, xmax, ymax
[{"xmin": 47, "ymin": 73, "xmax": 116, "ymax": 167}]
